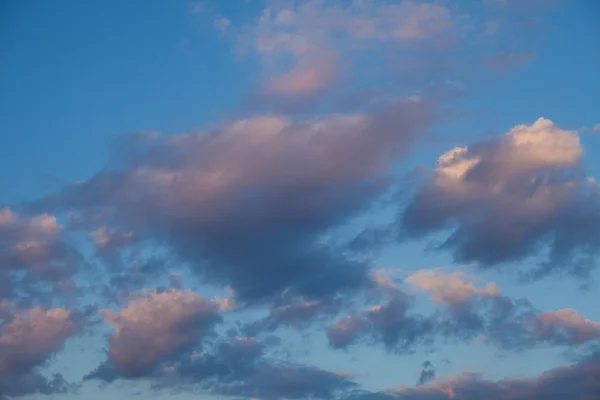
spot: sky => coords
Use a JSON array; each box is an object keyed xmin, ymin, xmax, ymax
[{"xmin": 0, "ymin": 0, "xmax": 600, "ymax": 399}]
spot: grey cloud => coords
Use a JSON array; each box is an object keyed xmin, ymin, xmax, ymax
[
  {"xmin": 88, "ymin": 334, "xmax": 356, "ymax": 400},
  {"xmin": 417, "ymin": 361, "xmax": 436, "ymax": 386},
  {"xmin": 327, "ymin": 294, "xmax": 436, "ymax": 353}
]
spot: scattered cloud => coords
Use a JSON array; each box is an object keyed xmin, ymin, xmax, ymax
[{"xmin": 221, "ymin": 0, "xmax": 456, "ymax": 109}]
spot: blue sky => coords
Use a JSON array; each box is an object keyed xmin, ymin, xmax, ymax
[{"xmin": 1, "ymin": 1, "xmax": 600, "ymax": 400}]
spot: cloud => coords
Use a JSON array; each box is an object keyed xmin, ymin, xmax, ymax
[
  {"xmin": 482, "ymin": 0, "xmax": 563, "ymax": 36},
  {"xmin": 327, "ymin": 315, "xmax": 369, "ymax": 349},
  {"xmin": 245, "ymin": 296, "xmax": 341, "ymax": 335},
  {"xmin": 532, "ymin": 308, "xmax": 600, "ymax": 346},
  {"xmin": 36, "ymin": 99, "xmax": 434, "ymax": 305},
  {"xmin": 0, "ymin": 208, "xmax": 80, "ymax": 300},
  {"xmin": 405, "ymin": 269, "xmax": 500, "ymax": 307},
  {"xmin": 343, "ymin": 349, "xmax": 600, "ymax": 400},
  {"xmin": 401, "ymin": 118, "xmax": 600, "ymax": 278},
  {"xmin": 417, "ymin": 361, "xmax": 436, "ymax": 386},
  {"xmin": 256, "ymin": 50, "xmax": 339, "ymax": 108},
  {"xmin": 327, "ymin": 269, "xmax": 600, "ymax": 353},
  {"xmin": 214, "ymin": 362, "xmax": 356, "ymax": 400},
  {"xmin": 90, "ymin": 226, "xmax": 134, "ymax": 255},
  {"xmin": 0, "ymin": 306, "xmax": 79, "ymax": 397},
  {"xmin": 0, "ymin": 373, "xmax": 71, "ymax": 400},
  {"xmin": 391, "ymin": 350, "xmax": 600, "ymax": 400},
  {"xmin": 484, "ymin": 51, "xmax": 535, "ymax": 72},
  {"xmin": 92, "ymin": 290, "xmax": 221, "ymax": 378},
  {"xmin": 327, "ymin": 294, "xmax": 435, "ymax": 352},
  {"xmin": 89, "ymin": 333, "xmax": 357, "ymax": 400},
  {"xmin": 405, "ymin": 269, "xmax": 600, "ymax": 350},
  {"xmin": 225, "ymin": 0, "xmax": 454, "ymax": 108}
]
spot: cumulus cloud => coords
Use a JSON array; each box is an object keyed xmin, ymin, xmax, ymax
[
  {"xmin": 0, "ymin": 208, "xmax": 80, "ymax": 299},
  {"xmin": 0, "ymin": 306, "xmax": 79, "ymax": 397},
  {"xmin": 92, "ymin": 290, "xmax": 221, "ymax": 378},
  {"xmin": 37, "ymin": 99, "xmax": 434, "ymax": 305},
  {"xmin": 402, "ymin": 118, "xmax": 600, "ymax": 277}
]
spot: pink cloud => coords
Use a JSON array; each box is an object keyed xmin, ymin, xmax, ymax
[
  {"xmin": 533, "ymin": 308, "xmax": 600, "ymax": 345},
  {"xmin": 101, "ymin": 290, "xmax": 221, "ymax": 377},
  {"xmin": 0, "ymin": 307, "xmax": 78, "ymax": 375},
  {"xmin": 405, "ymin": 269, "xmax": 500, "ymax": 306}
]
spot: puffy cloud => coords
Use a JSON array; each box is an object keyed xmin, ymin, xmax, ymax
[
  {"xmin": 0, "ymin": 306, "xmax": 79, "ymax": 397},
  {"xmin": 97, "ymin": 290, "xmax": 221, "ymax": 378},
  {"xmin": 0, "ymin": 208, "xmax": 79, "ymax": 295},
  {"xmin": 37, "ymin": 99, "xmax": 434, "ymax": 305},
  {"xmin": 402, "ymin": 118, "xmax": 600, "ymax": 277}
]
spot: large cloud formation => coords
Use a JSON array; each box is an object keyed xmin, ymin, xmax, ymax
[
  {"xmin": 38, "ymin": 99, "xmax": 434, "ymax": 305},
  {"xmin": 402, "ymin": 118, "xmax": 600, "ymax": 277}
]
